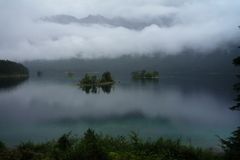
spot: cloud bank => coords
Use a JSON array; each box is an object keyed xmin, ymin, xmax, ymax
[{"xmin": 0, "ymin": 0, "xmax": 240, "ymax": 61}]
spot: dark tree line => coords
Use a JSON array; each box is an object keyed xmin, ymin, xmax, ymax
[
  {"xmin": 0, "ymin": 60, "xmax": 28, "ymax": 76},
  {"xmin": 220, "ymin": 31, "xmax": 240, "ymax": 160},
  {"xmin": 220, "ymin": 56, "xmax": 240, "ymax": 160},
  {"xmin": 231, "ymin": 56, "xmax": 240, "ymax": 111}
]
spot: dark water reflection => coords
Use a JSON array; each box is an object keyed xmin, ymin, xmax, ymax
[
  {"xmin": 0, "ymin": 75, "xmax": 239, "ymax": 149},
  {"xmin": 131, "ymin": 78, "xmax": 159, "ymax": 85},
  {"xmin": 0, "ymin": 77, "xmax": 28, "ymax": 91},
  {"xmin": 80, "ymin": 85, "xmax": 113, "ymax": 94}
]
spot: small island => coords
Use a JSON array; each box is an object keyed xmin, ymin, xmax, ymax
[
  {"xmin": 132, "ymin": 70, "xmax": 159, "ymax": 80},
  {"xmin": 79, "ymin": 72, "xmax": 114, "ymax": 87},
  {"xmin": 0, "ymin": 60, "xmax": 29, "ymax": 78},
  {"xmin": 66, "ymin": 71, "xmax": 74, "ymax": 78},
  {"xmin": 79, "ymin": 72, "xmax": 114, "ymax": 94}
]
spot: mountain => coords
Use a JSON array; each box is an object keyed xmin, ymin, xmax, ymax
[
  {"xmin": 41, "ymin": 14, "xmax": 175, "ymax": 30},
  {"xmin": 24, "ymin": 48, "xmax": 239, "ymax": 78}
]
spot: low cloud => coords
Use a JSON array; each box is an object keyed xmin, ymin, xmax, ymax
[{"xmin": 0, "ymin": 0, "xmax": 240, "ymax": 61}]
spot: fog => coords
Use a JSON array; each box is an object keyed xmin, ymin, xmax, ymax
[
  {"xmin": 0, "ymin": 0, "xmax": 240, "ymax": 61},
  {"xmin": 0, "ymin": 78, "xmax": 238, "ymax": 126}
]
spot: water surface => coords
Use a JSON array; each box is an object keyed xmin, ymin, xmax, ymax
[{"xmin": 0, "ymin": 75, "xmax": 239, "ymax": 149}]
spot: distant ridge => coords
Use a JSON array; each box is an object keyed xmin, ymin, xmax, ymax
[
  {"xmin": 41, "ymin": 14, "xmax": 175, "ymax": 30},
  {"xmin": 24, "ymin": 50, "xmax": 239, "ymax": 76}
]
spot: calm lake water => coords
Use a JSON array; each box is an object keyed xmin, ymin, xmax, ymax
[{"xmin": 0, "ymin": 74, "xmax": 239, "ymax": 149}]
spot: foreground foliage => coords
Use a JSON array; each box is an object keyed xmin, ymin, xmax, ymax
[
  {"xmin": 220, "ymin": 49, "xmax": 240, "ymax": 160},
  {"xmin": 220, "ymin": 127, "xmax": 240, "ymax": 160},
  {"xmin": 0, "ymin": 129, "xmax": 223, "ymax": 160}
]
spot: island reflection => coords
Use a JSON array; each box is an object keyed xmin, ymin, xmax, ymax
[{"xmin": 80, "ymin": 84, "xmax": 113, "ymax": 94}]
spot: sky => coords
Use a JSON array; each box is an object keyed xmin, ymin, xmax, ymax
[{"xmin": 0, "ymin": 0, "xmax": 240, "ymax": 61}]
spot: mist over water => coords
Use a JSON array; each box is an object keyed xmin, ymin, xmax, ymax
[{"xmin": 0, "ymin": 75, "xmax": 239, "ymax": 149}]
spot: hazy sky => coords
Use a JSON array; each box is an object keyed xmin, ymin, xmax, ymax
[{"xmin": 0, "ymin": 0, "xmax": 240, "ymax": 61}]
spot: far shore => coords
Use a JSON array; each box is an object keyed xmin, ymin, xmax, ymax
[{"xmin": 0, "ymin": 74, "xmax": 29, "ymax": 78}]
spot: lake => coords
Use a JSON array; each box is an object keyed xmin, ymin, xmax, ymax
[{"xmin": 0, "ymin": 74, "xmax": 239, "ymax": 150}]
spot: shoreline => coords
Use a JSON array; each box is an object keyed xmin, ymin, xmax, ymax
[
  {"xmin": 78, "ymin": 81, "xmax": 115, "ymax": 87},
  {"xmin": 133, "ymin": 76, "xmax": 160, "ymax": 79},
  {"xmin": 0, "ymin": 74, "xmax": 29, "ymax": 79}
]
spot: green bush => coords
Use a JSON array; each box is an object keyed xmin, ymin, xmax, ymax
[
  {"xmin": 0, "ymin": 141, "xmax": 6, "ymax": 150},
  {"xmin": 0, "ymin": 129, "xmax": 223, "ymax": 160},
  {"xmin": 220, "ymin": 127, "xmax": 240, "ymax": 160}
]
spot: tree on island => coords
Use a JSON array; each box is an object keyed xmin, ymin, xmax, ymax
[
  {"xmin": 80, "ymin": 74, "xmax": 93, "ymax": 85},
  {"xmin": 100, "ymin": 72, "xmax": 113, "ymax": 83},
  {"xmin": 80, "ymin": 72, "xmax": 114, "ymax": 86},
  {"xmin": 79, "ymin": 72, "xmax": 114, "ymax": 94},
  {"xmin": 132, "ymin": 70, "xmax": 159, "ymax": 79}
]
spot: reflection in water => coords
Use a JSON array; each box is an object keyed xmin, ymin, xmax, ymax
[
  {"xmin": 0, "ymin": 77, "xmax": 28, "ymax": 91},
  {"xmin": 132, "ymin": 78, "xmax": 159, "ymax": 86},
  {"xmin": 101, "ymin": 85, "xmax": 112, "ymax": 93},
  {"xmin": 0, "ymin": 76, "xmax": 239, "ymax": 148},
  {"xmin": 80, "ymin": 84, "xmax": 113, "ymax": 94},
  {"xmin": 37, "ymin": 71, "xmax": 43, "ymax": 77},
  {"xmin": 51, "ymin": 110, "xmax": 152, "ymax": 124}
]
